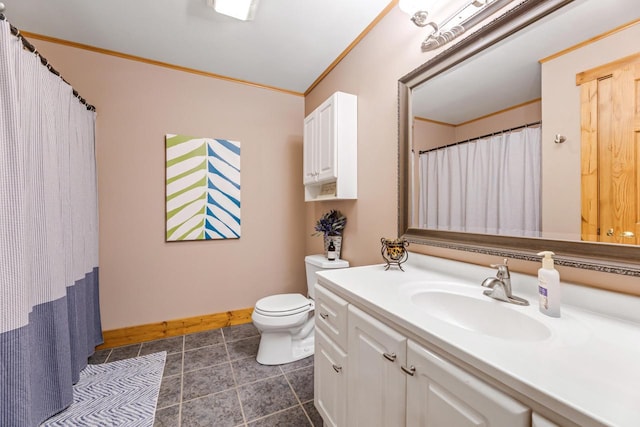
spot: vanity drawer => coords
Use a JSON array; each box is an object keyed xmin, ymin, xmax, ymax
[{"xmin": 315, "ymin": 284, "xmax": 349, "ymax": 350}]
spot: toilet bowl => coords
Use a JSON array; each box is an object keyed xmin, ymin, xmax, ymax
[{"xmin": 252, "ymin": 254, "xmax": 349, "ymax": 365}]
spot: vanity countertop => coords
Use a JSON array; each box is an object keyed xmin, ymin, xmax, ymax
[{"xmin": 316, "ymin": 254, "xmax": 640, "ymax": 427}]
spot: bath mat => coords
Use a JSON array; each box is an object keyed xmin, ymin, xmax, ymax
[{"xmin": 42, "ymin": 351, "xmax": 166, "ymax": 427}]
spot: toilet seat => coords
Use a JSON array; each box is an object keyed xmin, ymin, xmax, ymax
[{"xmin": 254, "ymin": 293, "xmax": 313, "ymax": 317}]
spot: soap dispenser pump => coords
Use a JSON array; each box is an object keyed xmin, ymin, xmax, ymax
[{"xmin": 537, "ymin": 251, "xmax": 560, "ymax": 317}]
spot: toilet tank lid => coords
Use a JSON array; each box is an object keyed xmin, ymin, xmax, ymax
[{"xmin": 305, "ymin": 254, "xmax": 349, "ymax": 269}]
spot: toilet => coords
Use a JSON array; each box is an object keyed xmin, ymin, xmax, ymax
[{"xmin": 252, "ymin": 254, "xmax": 349, "ymax": 365}]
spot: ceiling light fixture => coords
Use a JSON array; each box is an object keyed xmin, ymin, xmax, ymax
[
  {"xmin": 401, "ymin": 0, "xmax": 511, "ymax": 51},
  {"xmin": 208, "ymin": 0, "xmax": 259, "ymax": 21}
]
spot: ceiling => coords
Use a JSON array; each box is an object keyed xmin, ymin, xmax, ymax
[
  {"xmin": 413, "ymin": 0, "xmax": 640, "ymax": 124},
  {"xmin": 2, "ymin": 0, "xmax": 393, "ymax": 94},
  {"xmin": 5, "ymin": 0, "xmax": 638, "ymax": 114}
]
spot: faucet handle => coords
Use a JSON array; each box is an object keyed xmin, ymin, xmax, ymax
[{"xmin": 489, "ymin": 259, "xmax": 510, "ymax": 279}]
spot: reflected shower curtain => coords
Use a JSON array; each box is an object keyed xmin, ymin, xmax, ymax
[
  {"xmin": 418, "ymin": 126, "xmax": 541, "ymax": 236},
  {"xmin": 0, "ymin": 19, "xmax": 102, "ymax": 426}
]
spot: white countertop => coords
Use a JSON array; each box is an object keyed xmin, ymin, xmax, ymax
[{"xmin": 316, "ymin": 254, "xmax": 640, "ymax": 427}]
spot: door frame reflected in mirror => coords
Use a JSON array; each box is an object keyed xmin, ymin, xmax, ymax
[{"xmin": 398, "ymin": 0, "xmax": 640, "ymax": 276}]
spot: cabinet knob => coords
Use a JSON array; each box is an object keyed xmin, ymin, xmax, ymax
[
  {"xmin": 332, "ymin": 364, "xmax": 342, "ymax": 373},
  {"xmin": 319, "ymin": 312, "xmax": 329, "ymax": 320},
  {"xmin": 383, "ymin": 352, "xmax": 397, "ymax": 362},
  {"xmin": 401, "ymin": 365, "xmax": 416, "ymax": 376}
]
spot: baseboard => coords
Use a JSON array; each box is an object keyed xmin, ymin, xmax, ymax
[{"xmin": 97, "ymin": 307, "xmax": 254, "ymax": 350}]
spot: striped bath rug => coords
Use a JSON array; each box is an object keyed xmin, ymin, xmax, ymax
[{"xmin": 42, "ymin": 351, "xmax": 166, "ymax": 426}]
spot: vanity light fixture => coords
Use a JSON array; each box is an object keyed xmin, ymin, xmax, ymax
[
  {"xmin": 208, "ymin": 0, "xmax": 259, "ymax": 21},
  {"xmin": 401, "ymin": 0, "xmax": 512, "ymax": 52},
  {"xmin": 398, "ymin": 0, "xmax": 434, "ymax": 27}
]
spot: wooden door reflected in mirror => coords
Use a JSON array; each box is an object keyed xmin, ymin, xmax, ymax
[{"xmin": 580, "ymin": 53, "xmax": 640, "ymax": 245}]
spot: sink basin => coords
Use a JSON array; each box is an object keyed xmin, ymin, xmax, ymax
[{"xmin": 411, "ymin": 291, "xmax": 551, "ymax": 341}]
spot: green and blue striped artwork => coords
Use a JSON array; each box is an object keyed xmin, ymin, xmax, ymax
[{"xmin": 166, "ymin": 134, "xmax": 240, "ymax": 241}]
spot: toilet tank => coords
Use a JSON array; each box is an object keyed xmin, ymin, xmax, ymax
[{"xmin": 304, "ymin": 254, "xmax": 349, "ymax": 299}]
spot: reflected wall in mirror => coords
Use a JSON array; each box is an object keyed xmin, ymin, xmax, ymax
[{"xmin": 399, "ymin": 0, "xmax": 640, "ymax": 274}]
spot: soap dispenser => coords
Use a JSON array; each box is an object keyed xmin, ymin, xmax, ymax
[
  {"xmin": 327, "ymin": 240, "xmax": 336, "ymax": 261},
  {"xmin": 537, "ymin": 251, "xmax": 560, "ymax": 317}
]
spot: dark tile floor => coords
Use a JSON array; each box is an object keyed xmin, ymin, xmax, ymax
[{"xmin": 89, "ymin": 323, "xmax": 323, "ymax": 427}]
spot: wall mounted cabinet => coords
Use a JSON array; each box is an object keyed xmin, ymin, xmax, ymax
[{"xmin": 303, "ymin": 92, "xmax": 357, "ymax": 202}]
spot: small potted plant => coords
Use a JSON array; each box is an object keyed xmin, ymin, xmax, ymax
[{"xmin": 314, "ymin": 209, "xmax": 347, "ymax": 259}]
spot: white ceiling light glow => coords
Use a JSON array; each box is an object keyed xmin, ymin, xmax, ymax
[{"xmin": 210, "ymin": 0, "xmax": 259, "ymax": 21}]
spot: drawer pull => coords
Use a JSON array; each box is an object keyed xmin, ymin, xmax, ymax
[
  {"xmin": 332, "ymin": 364, "xmax": 342, "ymax": 373},
  {"xmin": 401, "ymin": 365, "xmax": 416, "ymax": 376},
  {"xmin": 383, "ymin": 352, "xmax": 397, "ymax": 362},
  {"xmin": 319, "ymin": 312, "xmax": 329, "ymax": 320}
]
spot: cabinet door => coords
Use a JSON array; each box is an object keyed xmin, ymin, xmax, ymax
[
  {"xmin": 347, "ymin": 305, "xmax": 407, "ymax": 427},
  {"xmin": 315, "ymin": 329, "xmax": 348, "ymax": 427},
  {"xmin": 406, "ymin": 340, "xmax": 530, "ymax": 427},
  {"xmin": 315, "ymin": 284, "xmax": 349, "ymax": 351},
  {"xmin": 303, "ymin": 113, "xmax": 318, "ymax": 185},
  {"xmin": 532, "ymin": 413, "xmax": 560, "ymax": 427},
  {"xmin": 316, "ymin": 97, "xmax": 337, "ymax": 183}
]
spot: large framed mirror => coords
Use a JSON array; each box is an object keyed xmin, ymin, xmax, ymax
[{"xmin": 399, "ymin": 0, "xmax": 640, "ymax": 275}]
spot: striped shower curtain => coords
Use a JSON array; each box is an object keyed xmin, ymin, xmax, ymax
[{"xmin": 0, "ymin": 19, "xmax": 102, "ymax": 426}]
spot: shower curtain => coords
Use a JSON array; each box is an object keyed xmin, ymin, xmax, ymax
[
  {"xmin": 0, "ymin": 19, "xmax": 102, "ymax": 426},
  {"xmin": 418, "ymin": 126, "xmax": 541, "ymax": 236}
]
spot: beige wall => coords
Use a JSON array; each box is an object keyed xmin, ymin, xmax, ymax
[
  {"xmin": 413, "ymin": 119, "xmax": 455, "ymax": 152},
  {"xmin": 455, "ymin": 100, "xmax": 541, "ymax": 141},
  {"xmin": 412, "ymin": 100, "xmax": 542, "ymax": 152},
  {"xmin": 541, "ymin": 22, "xmax": 640, "ymax": 240},
  {"xmin": 34, "ymin": 40, "xmax": 305, "ymax": 330},
  {"xmin": 305, "ymin": 6, "xmax": 640, "ymax": 293},
  {"xmin": 304, "ymin": 7, "xmax": 435, "ymax": 266},
  {"xmin": 27, "ymin": 7, "xmax": 640, "ymax": 331}
]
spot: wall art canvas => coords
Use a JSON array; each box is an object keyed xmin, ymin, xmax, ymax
[{"xmin": 166, "ymin": 134, "xmax": 241, "ymax": 241}]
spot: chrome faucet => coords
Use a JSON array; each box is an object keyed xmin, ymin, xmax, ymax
[{"xmin": 481, "ymin": 259, "xmax": 529, "ymax": 306}]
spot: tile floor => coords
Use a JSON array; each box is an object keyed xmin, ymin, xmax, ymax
[{"xmin": 89, "ymin": 323, "xmax": 323, "ymax": 427}]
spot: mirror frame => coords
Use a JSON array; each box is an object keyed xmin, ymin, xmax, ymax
[{"xmin": 398, "ymin": 0, "xmax": 640, "ymax": 277}]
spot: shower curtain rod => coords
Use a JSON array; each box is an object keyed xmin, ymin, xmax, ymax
[
  {"xmin": 0, "ymin": 13, "xmax": 96, "ymax": 111},
  {"xmin": 419, "ymin": 120, "xmax": 541, "ymax": 155}
]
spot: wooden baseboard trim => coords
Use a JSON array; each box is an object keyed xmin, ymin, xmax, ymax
[{"xmin": 97, "ymin": 307, "xmax": 254, "ymax": 350}]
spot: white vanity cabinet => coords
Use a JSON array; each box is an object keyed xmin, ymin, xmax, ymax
[
  {"xmin": 303, "ymin": 91, "xmax": 357, "ymax": 202},
  {"xmin": 405, "ymin": 340, "xmax": 529, "ymax": 427},
  {"xmin": 314, "ymin": 285, "xmax": 349, "ymax": 427},
  {"xmin": 531, "ymin": 413, "xmax": 561, "ymax": 427},
  {"xmin": 315, "ymin": 329, "xmax": 347, "ymax": 427},
  {"xmin": 315, "ymin": 284, "xmax": 535, "ymax": 427},
  {"xmin": 347, "ymin": 305, "xmax": 407, "ymax": 427}
]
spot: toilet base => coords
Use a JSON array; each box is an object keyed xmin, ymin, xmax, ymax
[{"xmin": 256, "ymin": 326, "xmax": 315, "ymax": 365}]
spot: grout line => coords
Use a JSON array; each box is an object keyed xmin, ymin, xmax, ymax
[
  {"xmin": 236, "ymin": 371, "xmax": 286, "ymax": 388},
  {"xmin": 282, "ymin": 368, "xmax": 313, "ymax": 426},
  {"xmin": 245, "ymin": 404, "xmax": 307, "ymax": 425},
  {"xmin": 179, "ymin": 386, "xmax": 240, "ymax": 405},
  {"xmin": 223, "ymin": 327, "xmax": 249, "ymax": 426},
  {"xmin": 178, "ymin": 335, "xmax": 185, "ymax": 427},
  {"xmin": 129, "ymin": 324, "xmax": 283, "ymax": 426},
  {"xmin": 300, "ymin": 401, "xmax": 316, "ymax": 426}
]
